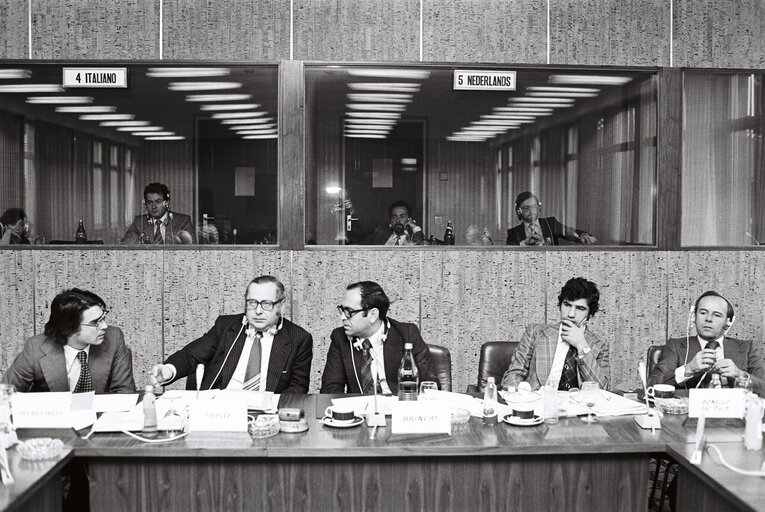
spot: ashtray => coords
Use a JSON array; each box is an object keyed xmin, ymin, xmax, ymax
[
  {"xmin": 249, "ymin": 414, "xmax": 280, "ymax": 439},
  {"xmin": 17, "ymin": 438, "xmax": 64, "ymax": 460},
  {"xmin": 654, "ymin": 397, "xmax": 688, "ymax": 415},
  {"xmin": 450, "ymin": 408, "xmax": 471, "ymax": 424}
]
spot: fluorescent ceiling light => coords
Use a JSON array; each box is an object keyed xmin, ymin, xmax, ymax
[
  {"xmin": 481, "ymin": 114, "xmax": 536, "ymax": 120},
  {"xmin": 147, "ymin": 67, "xmax": 230, "ymax": 78},
  {"xmin": 509, "ymin": 97, "xmax": 574, "ymax": 104},
  {"xmin": 220, "ymin": 117, "xmax": 273, "ymax": 125},
  {"xmin": 471, "ymin": 120, "xmax": 521, "ymax": 126},
  {"xmin": 136, "ymin": 131, "xmax": 175, "ymax": 136},
  {"xmin": 99, "ymin": 120, "xmax": 150, "ymax": 127},
  {"xmin": 242, "ymin": 134, "xmax": 278, "ymax": 139},
  {"xmin": 55, "ymin": 106, "xmax": 117, "ymax": 113},
  {"xmin": 212, "ymin": 112, "xmax": 266, "ymax": 119},
  {"xmin": 348, "ymin": 82, "xmax": 420, "ymax": 92},
  {"xmin": 26, "ymin": 96, "xmax": 93, "ymax": 104},
  {"xmin": 0, "ymin": 69, "xmax": 32, "ymax": 79},
  {"xmin": 527, "ymin": 91, "xmax": 598, "ymax": 98},
  {"xmin": 116, "ymin": 126, "xmax": 165, "ymax": 132},
  {"xmin": 186, "ymin": 94, "xmax": 252, "ymax": 102},
  {"xmin": 228, "ymin": 124, "xmax": 276, "ymax": 130},
  {"xmin": 145, "ymin": 136, "xmax": 186, "ymax": 140},
  {"xmin": 527, "ymin": 86, "xmax": 600, "ymax": 93},
  {"xmin": 347, "ymin": 93, "xmax": 413, "ymax": 103},
  {"xmin": 401, "ymin": 158, "xmax": 417, "ymax": 165},
  {"xmin": 199, "ymin": 103, "xmax": 260, "ymax": 111},
  {"xmin": 80, "ymin": 114, "xmax": 135, "ymax": 121},
  {"xmin": 345, "ymin": 129, "xmax": 390, "ymax": 135},
  {"xmin": 325, "ymin": 186, "xmax": 342, "ymax": 194},
  {"xmin": 345, "ymin": 112, "xmax": 401, "ymax": 119},
  {"xmin": 344, "ymin": 134, "xmax": 387, "ymax": 139},
  {"xmin": 345, "ymin": 119, "xmax": 397, "ymax": 125},
  {"xmin": 347, "ymin": 69, "xmax": 430, "ymax": 79},
  {"xmin": 235, "ymin": 129, "xmax": 278, "ymax": 135},
  {"xmin": 494, "ymin": 107, "xmax": 554, "ymax": 113},
  {"xmin": 0, "ymin": 84, "xmax": 63, "ymax": 93},
  {"xmin": 509, "ymin": 102, "xmax": 572, "ymax": 109},
  {"xmin": 346, "ymin": 103, "xmax": 406, "ymax": 111},
  {"xmin": 549, "ymin": 74, "xmax": 632, "ymax": 85},
  {"xmin": 169, "ymin": 82, "xmax": 242, "ymax": 91}
]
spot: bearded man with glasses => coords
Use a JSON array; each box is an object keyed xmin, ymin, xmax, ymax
[{"xmin": 152, "ymin": 275, "xmax": 313, "ymax": 393}]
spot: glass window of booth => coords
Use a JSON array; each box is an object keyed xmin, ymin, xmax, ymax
[
  {"xmin": 0, "ymin": 64, "xmax": 278, "ymax": 246},
  {"xmin": 305, "ymin": 65, "xmax": 658, "ymax": 247}
]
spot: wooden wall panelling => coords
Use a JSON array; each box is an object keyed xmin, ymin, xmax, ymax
[
  {"xmin": 279, "ymin": 60, "xmax": 305, "ymax": 251},
  {"xmin": 423, "ymin": 0, "xmax": 547, "ymax": 63},
  {"xmin": 162, "ymin": 0, "xmax": 290, "ymax": 60},
  {"xmin": 0, "ymin": 251, "xmax": 34, "ymax": 371},
  {"xmin": 0, "ymin": 0, "xmax": 28, "ymax": 59},
  {"xmin": 420, "ymin": 250, "xmax": 546, "ymax": 393},
  {"xmin": 549, "ymin": 0, "xmax": 670, "ymax": 66},
  {"xmin": 31, "ymin": 0, "xmax": 159, "ymax": 59},
  {"xmin": 674, "ymin": 0, "xmax": 765, "ymax": 68},
  {"xmin": 291, "ymin": 249, "xmax": 421, "ymax": 392},
  {"xmin": 293, "ymin": 0, "xmax": 420, "ymax": 61},
  {"xmin": 657, "ymin": 68, "xmax": 682, "ymax": 250}
]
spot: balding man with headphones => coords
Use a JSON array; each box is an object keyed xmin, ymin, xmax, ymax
[
  {"xmin": 506, "ymin": 191, "xmax": 596, "ymax": 246},
  {"xmin": 123, "ymin": 182, "xmax": 196, "ymax": 244}
]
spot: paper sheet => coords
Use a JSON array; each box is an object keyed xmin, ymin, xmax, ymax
[{"xmin": 93, "ymin": 394, "xmax": 138, "ymax": 412}]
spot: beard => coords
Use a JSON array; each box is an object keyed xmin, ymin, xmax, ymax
[{"xmin": 391, "ymin": 223, "xmax": 406, "ymax": 235}]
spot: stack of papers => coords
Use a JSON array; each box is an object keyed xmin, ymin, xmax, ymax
[{"xmin": 567, "ymin": 390, "xmax": 646, "ymax": 417}]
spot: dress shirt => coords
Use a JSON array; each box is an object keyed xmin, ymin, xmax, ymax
[
  {"xmin": 152, "ymin": 212, "xmax": 169, "ymax": 242},
  {"xmin": 227, "ymin": 327, "xmax": 275, "ymax": 392},
  {"xmin": 674, "ymin": 335, "xmax": 725, "ymax": 384},
  {"xmin": 367, "ymin": 322, "xmax": 392, "ymax": 394},
  {"xmin": 384, "ymin": 226, "xmax": 422, "ymax": 246},
  {"xmin": 64, "ymin": 344, "xmax": 91, "ymax": 391},
  {"xmin": 546, "ymin": 324, "xmax": 588, "ymax": 387}
]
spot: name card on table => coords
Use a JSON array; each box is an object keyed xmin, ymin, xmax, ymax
[
  {"xmin": 188, "ymin": 397, "xmax": 248, "ymax": 432},
  {"xmin": 391, "ymin": 401, "xmax": 451, "ymax": 435},
  {"xmin": 688, "ymin": 389, "xmax": 746, "ymax": 418},
  {"xmin": 13, "ymin": 392, "xmax": 72, "ymax": 428}
]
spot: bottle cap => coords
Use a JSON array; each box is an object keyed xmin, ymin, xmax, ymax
[
  {"xmin": 144, "ymin": 384, "xmax": 154, "ymax": 393},
  {"xmin": 487, "ymin": 377, "xmax": 495, "ymax": 384},
  {"xmin": 404, "ymin": 342, "xmax": 413, "ymax": 349}
]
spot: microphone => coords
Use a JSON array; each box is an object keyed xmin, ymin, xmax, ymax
[{"xmin": 195, "ymin": 364, "xmax": 204, "ymax": 399}]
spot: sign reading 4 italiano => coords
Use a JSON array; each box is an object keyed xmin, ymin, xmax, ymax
[
  {"xmin": 63, "ymin": 68, "xmax": 127, "ymax": 88},
  {"xmin": 453, "ymin": 70, "xmax": 516, "ymax": 91}
]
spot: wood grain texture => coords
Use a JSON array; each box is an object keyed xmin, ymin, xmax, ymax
[
  {"xmin": 657, "ymin": 68, "xmax": 682, "ymax": 250},
  {"xmin": 162, "ymin": 0, "xmax": 289, "ymax": 60},
  {"xmin": 31, "ymin": 0, "xmax": 159, "ymax": 59},
  {"xmin": 0, "ymin": 251, "xmax": 34, "ymax": 372},
  {"xmin": 293, "ymin": 0, "xmax": 419, "ymax": 61},
  {"xmin": 674, "ymin": 0, "xmax": 765, "ymax": 68},
  {"xmin": 423, "ymin": 0, "xmax": 547, "ymax": 63},
  {"xmin": 549, "ymin": 0, "xmax": 670, "ymax": 66},
  {"xmin": 279, "ymin": 60, "xmax": 305, "ymax": 251},
  {"xmin": 0, "ymin": 0, "xmax": 28, "ymax": 58},
  {"xmin": 0, "ymin": 447, "xmax": 71, "ymax": 512}
]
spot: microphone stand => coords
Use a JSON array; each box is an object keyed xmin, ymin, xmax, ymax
[
  {"xmin": 634, "ymin": 361, "xmax": 661, "ymax": 431},
  {"xmin": 366, "ymin": 361, "xmax": 386, "ymax": 429}
]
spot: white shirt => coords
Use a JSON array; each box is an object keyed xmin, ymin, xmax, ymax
[
  {"xmin": 546, "ymin": 324, "xmax": 586, "ymax": 388},
  {"xmin": 674, "ymin": 335, "xmax": 725, "ymax": 384},
  {"xmin": 227, "ymin": 327, "xmax": 275, "ymax": 392},
  {"xmin": 64, "ymin": 345, "xmax": 91, "ymax": 391},
  {"xmin": 384, "ymin": 226, "xmax": 422, "ymax": 246},
  {"xmin": 363, "ymin": 323, "xmax": 391, "ymax": 395},
  {"xmin": 151, "ymin": 212, "xmax": 169, "ymax": 242}
]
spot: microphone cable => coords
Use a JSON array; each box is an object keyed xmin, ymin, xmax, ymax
[{"xmin": 706, "ymin": 444, "xmax": 765, "ymax": 477}]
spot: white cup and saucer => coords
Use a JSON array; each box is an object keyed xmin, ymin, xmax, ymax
[{"xmin": 322, "ymin": 404, "xmax": 363, "ymax": 428}]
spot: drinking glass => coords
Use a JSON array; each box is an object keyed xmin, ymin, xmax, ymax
[
  {"xmin": 580, "ymin": 381, "xmax": 599, "ymax": 423},
  {"xmin": 735, "ymin": 374, "xmax": 754, "ymax": 394},
  {"xmin": 163, "ymin": 398, "xmax": 184, "ymax": 436},
  {"xmin": 419, "ymin": 381, "xmax": 438, "ymax": 399}
]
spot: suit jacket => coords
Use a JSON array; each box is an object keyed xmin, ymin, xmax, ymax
[
  {"xmin": 320, "ymin": 318, "xmax": 437, "ymax": 394},
  {"xmin": 166, "ymin": 314, "xmax": 313, "ymax": 393},
  {"xmin": 365, "ymin": 225, "xmax": 425, "ymax": 245},
  {"xmin": 505, "ymin": 217, "xmax": 586, "ymax": 246},
  {"xmin": 2, "ymin": 326, "xmax": 136, "ymax": 394},
  {"xmin": 501, "ymin": 323, "xmax": 610, "ymax": 391},
  {"xmin": 123, "ymin": 212, "xmax": 197, "ymax": 244},
  {"xmin": 647, "ymin": 337, "xmax": 765, "ymax": 394}
]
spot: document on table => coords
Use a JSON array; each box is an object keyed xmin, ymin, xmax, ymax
[
  {"xmin": 567, "ymin": 390, "xmax": 646, "ymax": 417},
  {"xmin": 93, "ymin": 394, "xmax": 139, "ymax": 412},
  {"xmin": 92, "ymin": 403, "xmax": 144, "ymax": 432}
]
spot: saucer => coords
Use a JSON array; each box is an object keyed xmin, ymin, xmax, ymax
[
  {"xmin": 502, "ymin": 391, "xmax": 540, "ymax": 404},
  {"xmin": 503, "ymin": 414, "xmax": 543, "ymax": 427},
  {"xmin": 321, "ymin": 416, "xmax": 364, "ymax": 428}
]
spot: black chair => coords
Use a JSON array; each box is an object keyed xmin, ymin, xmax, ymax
[
  {"xmin": 427, "ymin": 344, "xmax": 452, "ymax": 392},
  {"xmin": 646, "ymin": 344, "xmax": 676, "ymax": 512},
  {"xmin": 466, "ymin": 341, "xmax": 519, "ymax": 393},
  {"xmin": 647, "ymin": 345, "xmax": 663, "ymax": 377}
]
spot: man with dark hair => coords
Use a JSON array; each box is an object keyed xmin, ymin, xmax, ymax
[
  {"xmin": 506, "ymin": 191, "xmax": 596, "ymax": 246},
  {"xmin": 648, "ymin": 290, "xmax": 765, "ymax": 393},
  {"xmin": 152, "ymin": 275, "xmax": 313, "ymax": 393},
  {"xmin": 321, "ymin": 281, "xmax": 437, "ymax": 394},
  {"xmin": 0, "ymin": 208, "xmax": 31, "ymax": 245},
  {"xmin": 123, "ymin": 182, "xmax": 196, "ymax": 244},
  {"xmin": 502, "ymin": 277, "xmax": 610, "ymax": 391},
  {"xmin": 365, "ymin": 200, "xmax": 425, "ymax": 245},
  {"xmin": 3, "ymin": 289, "xmax": 136, "ymax": 393}
]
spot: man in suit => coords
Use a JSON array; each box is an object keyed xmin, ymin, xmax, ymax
[
  {"xmin": 152, "ymin": 275, "xmax": 313, "ymax": 393},
  {"xmin": 364, "ymin": 200, "xmax": 425, "ymax": 246},
  {"xmin": 506, "ymin": 191, "xmax": 597, "ymax": 246},
  {"xmin": 502, "ymin": 277, "xmax": 610, "ymax": 391},
  {"xmin": 321, "ymin": 281, "xmax": 437, "ymax": 394},
  {"xmin": 3, "ymin": 288, "xmax": 136, "ymax": 394},
  {"xmin": 648, "ymin": 291, "xmax": 765, "ymax": 394},
  {"xmin": 123, "ymin": 182, "xmax": 196, "ymax": 244}
]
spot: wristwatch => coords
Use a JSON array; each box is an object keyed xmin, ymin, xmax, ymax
[{"xmin": 578, "ymin": 345, "xmax": 591, "ymax": 358}]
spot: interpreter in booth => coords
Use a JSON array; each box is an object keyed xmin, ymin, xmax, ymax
[
  {"xmin": 364, "ymin": 200, "xmax": 425, "ymax": 246},
  {"xmin": 122, "ymin": 182, "xmax": 196, "ymax": 244},
  {"xmin": 506, "ymin": 191, "xmax": 597, "ymax": 246}
]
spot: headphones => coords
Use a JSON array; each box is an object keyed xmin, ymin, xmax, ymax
[{"xmin": 516, "ymin": 201, "xmax": 542, "ymax": 220}]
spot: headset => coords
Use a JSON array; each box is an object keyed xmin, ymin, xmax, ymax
[
  {"xmin": 515, "ymin": 199, "xmax": 542, "ymax": 221},
  {"xmin": 685, "ymin": 298, "xmax": 735, "ymax": 388},
  {"xmin": 349, "ymin": 318, "xmax": 391, "ymax": 392}
]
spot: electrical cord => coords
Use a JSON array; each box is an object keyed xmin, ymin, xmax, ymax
[{"xmin": 706, "ymin": 444, "xmax": 765, "ymax": 477}]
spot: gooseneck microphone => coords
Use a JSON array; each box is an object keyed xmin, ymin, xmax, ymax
[{"xmin": 205, "ymin": 315, "xmax": 248, "ymax": 391}]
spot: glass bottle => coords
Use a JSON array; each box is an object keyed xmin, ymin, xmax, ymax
[
  {"xmin": 483, "ymin": 377, "xmax": 499, "ymax": 425},
  {"xmin": 444, "ymin": 221, "xmax": 455, "ymax": 245},
  {"xmin": 397, "ymin": 342, "xmax": 419, "ymax": 401},
  {"xmin": 709, "ymin": 373, "xmax": 722, "ymax": 389},
  {"xmin": 543, "ymin": 378, "xmax": 559, "ymax": 424},
  {"xmin": 142, "ymin": 384, "xmax": 158, "ymax": 433},
  {"xmin": 232, "ymin": 228, "xmax": 238, "ymax": 245},
  {"xmin": 75, "ymin": 219, "xmax": 87, "ymax": 243}
]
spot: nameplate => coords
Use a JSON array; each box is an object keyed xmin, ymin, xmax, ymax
[
  {"xmin": 63, "ymin": 67, "xmax": 127, "ymax": 88},
  {"xmin": 391, "ymin": 401, "xmax": 451, "ymax": 435},
  {"xmin": 189, "ymin": 398, "xmax": 248, "ymax": 432},
  {"xmin": 688, "ymin": 389, "xmax": 746, "ymax": 418},
  {"xmin": 13, "ymin": 392, "xmax": 72, "ymax": 428},
  {"xmin": 453, "ymin": 70, "xmax": 517, "ymax": 91}
]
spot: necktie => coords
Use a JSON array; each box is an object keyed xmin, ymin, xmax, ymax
[
  {"xmin": 558, "ymin": 345, "xmax": 579, "ymax": 391},
  {"xmin": 243, "ymin": 331, "xmax": 263, "ymax": 391},
  {"xmin": 395, "ymin": 236, "xmax": 401, "ymax": 246},
  {"xmin": 74, "ymin": 351, "xmax": 93, "ymax": 393},
  {"xmin": 152, "ymin": 220, "xmax": 163, "ymax": 244},
  {"xmin": 359, "ymin": 339, "xmax": 375, "ymax": 394}
]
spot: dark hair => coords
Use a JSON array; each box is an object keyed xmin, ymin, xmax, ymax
[
  {"xmin": 514, "ymin": 191, "xmax": 540, "ymax": 210},
  {"xmin": 695, "ymin": 290, "xmax": 734, "ymax": 320},
  {"xmin": 347, "ymin": 281, "xmax": 390, "ymax": 320},
  {"xmin": 0, "ymin": 208, "xmax": 27, "ymax": 226},
  {"xmin": 557, "ymin": 277, "xmax": 600, "ymax": 318},
  {"xmin": 246, "ymin": 275, "xmax": 286, "ymax": 301},
  {"xmin": 144, "ymin": 183, "xmax": 170, "ymax": 201},
  {"xmin": 388, "ymin": 200, "xmax": 412, "ymax": 218},
  {"xmin": 44, "ymin": 289, "xmax": 106, "ymax": 345}
]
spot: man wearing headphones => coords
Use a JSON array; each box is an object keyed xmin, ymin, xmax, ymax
[
  {"xmin": 648, "ymin": 291, "xmax": 765, "ymax": 393},
  {"xmin": 505, "ymin": 191, "xmax": 597, "ymax": 246},
  {"xmin": 122, "ymin": 182, "xmax": 196, "ymax": 244},
  {"xmin": 320, "ymin": 281, "xmax": 437, "ymax": 394},
  {"xmin": 151, "ymin": 275, "xmax": 313, "ymax": 393},
  {"xmin": 364, "ymin": 200, "xmax": 425, "ymax": 245}
]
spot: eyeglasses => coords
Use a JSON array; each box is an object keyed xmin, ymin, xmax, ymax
[
  {"xmin": 519, "ymin": 205, "xmax": 540, "ymax": 211},
  {"xmin": 145, "ymin": 199, "xmax": 165, "ymax": 207},
  {"xmin": 245, "ymin": 298, "xmax": 283, "ymax": 311},
  {"xmin": 336, "ymin": 305, "xmax": 368, "ymax": 319},
  {"xmin": 81, "ymin": 310, "xmax": 109, "ymax": 328}
]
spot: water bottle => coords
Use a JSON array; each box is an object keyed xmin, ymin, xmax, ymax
[
  {"xmin": 709, "ymin": 373, "xmax": 722, "ymax": 389},
  {"xmin": 75, "ymin": 219, "xmax": 87, "ymax": 243},
  {"xmin": 397, "ymin": 342, "xmax": 419, "ymax": 401},
  {"xmin": 482, "ymin": 377, "xmax": 499, "ymax": 425},
  {"xmin": 444, "ymin": 221, "xmax": 455, "ymax": 245},
  {"xmin": 543, "ymin": 378, "xmax": 559, "ymax": 424},
  {"xmin": 142, "ymin": 384, "xmax": 158, "ymax": 433},
  {"xmin": 744, "ymin": 393, "xmax": 763, "ymax": 450},
  {"xmin": 232, "ymin": 228, "xmax": 238, "ymax": 245}
]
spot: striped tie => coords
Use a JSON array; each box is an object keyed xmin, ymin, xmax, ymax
[
  {"xmin": 359, "ymin": 339, "xmax": 375, "ymax": 394},
  {"xmin": 152, "ymin": 220, "xmax": 163, "ymax": 244},
  {"xmin": 73, "ymin": 351, "xmax": 93, "ymax": 393},
  {"xmin": 243, "ymin": 331, "xmax": 263, "ymax": 391}
]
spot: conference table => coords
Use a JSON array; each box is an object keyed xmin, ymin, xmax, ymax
[
  {"xmin": 9, "ymin": 394, "xmax": 765, "ymax": 512},
  {"xmin": 0, "ymin": 444, "xmax": 72, "ymax": 512}
]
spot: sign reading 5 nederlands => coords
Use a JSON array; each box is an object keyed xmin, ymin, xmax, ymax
[
  {"xmin": 453, "ymin": 70, "xmax": 516, "ymax": 91},
  {"xmin": 63, "ymin": 67, "xmax": 127, "ymax": 88}
]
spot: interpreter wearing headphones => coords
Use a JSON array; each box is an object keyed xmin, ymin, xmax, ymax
[
  {"xmin": 320, "ymin": 281, "xmax": 438, "ymax": 394},
  {"xmin": 122, "ymin": 182, "xmax": 196, "ymax": 244},
  {"xmin": 648, "ymin": 291, "xmax": 765, "ymax": 394},
  {"xmin": 151, "ymin": 275, "xmax": 313, "ymax": 393},
  {"xmin": 505, "ymin": 191, "xmax": 597, "ymax": 246},
  {"xmin": 364, "ymin": 200, "xmax": 425, "ymax": 246}
]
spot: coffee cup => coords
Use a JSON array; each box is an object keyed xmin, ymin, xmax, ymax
[
  {"xmin": 646, "ymin": 384, "xmax": 675, "ymax": 400},
  {"xmin": 512, "ymin": 403, "xmax": 535, "ymax": 420},
  {"xmin": 324, "ymin": 404, "xmax": 355, "ymax": 423}
]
